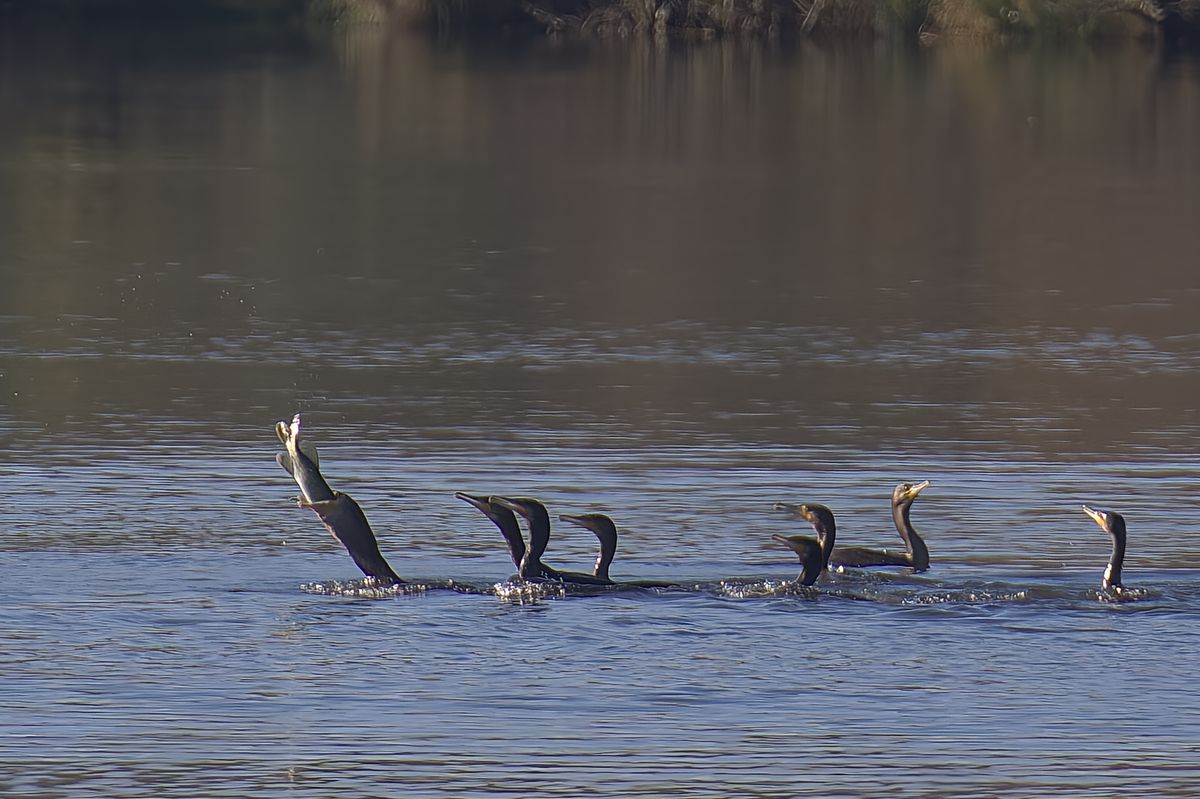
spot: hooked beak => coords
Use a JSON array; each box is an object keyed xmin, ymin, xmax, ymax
[
  {"xmin": 1082, "ymin": 504, "xmax": 1108, "ymax": 528},
  {"xmin": 455, "ymin": 492, "xmax": 491, "ymax": 512},
  {"xmin": 558, "ymin": 513, "xmax": 587, "ymax": 528},
  {"xmin": 773, "ymin": 502, "xmax": 809, "ymax": 520},
  {"xmin": 909, "ymin": 479, "xmax": 932, "ymax": 496}
]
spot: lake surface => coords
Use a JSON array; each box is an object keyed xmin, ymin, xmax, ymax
[{"xmin": 2, "ymin": 22, "xmax": 1200, "ymax": 797}]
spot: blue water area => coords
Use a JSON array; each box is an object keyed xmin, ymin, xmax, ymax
[
  {"xmin": 4, "ymin": 19, "xmax": 1200, "ymax": 798},
  {"xmin": 2, "ymin": 438, "xmax": 1199, "ymax": 796}
]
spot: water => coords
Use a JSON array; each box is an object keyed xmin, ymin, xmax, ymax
[{"xmin": 2, "ymin": 22, "xmax": 1200, "ymax": 797}]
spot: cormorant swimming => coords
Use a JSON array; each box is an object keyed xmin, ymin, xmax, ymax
[
  {"xmin": 490, "ymin": 496, "xmax": 613, "ymax": 585},
  {"xmin": 455, "ymin": 492, "xmax": 526, "ymax": 571},
  {"xmin": 274, "ymin": 414, "xmax": 404, "ymax": 586},
  {"xmin": 557, "ymin": 512, "xmax": 617, "ymax": 581},
  {"xmin": 557, "ymin": 512, "xmax": 679, "ymax": 588},
  {"xmin": 770, "ymin": 503, "xmax": 837, "ymax": 586},
  {"xmin": 820, "ymin": 481, "xmax": 932, "ymax": 571},
  {"xmin": 1082, "ymin": 504, "xmax": 1127, "ymax": 592},
  {"xmin": 268, "ymin": 420, "xmax": 1149, "ymax": 601}
]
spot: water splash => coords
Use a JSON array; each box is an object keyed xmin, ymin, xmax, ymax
[
  {"xmin": 299, "ymin": 579, "xmax": 429, "ymax": 598},
  {"xmin": 716, "ymin": 579, "xmax": 820, "ymax": 600},
  {"xmin": 299, "ymin": 578, "xmax": 492, "ymax": 598},
  {"xmin": 900, "ymin": 588, "xmax": 1031, "ymax": 605},
  {"xmin": 1096, "ymin": 586, "xmax": 1151, "ymax": 604},
  {"xmin": 493, "ymin": 580, "xmax": 567, "ymax": 604}
]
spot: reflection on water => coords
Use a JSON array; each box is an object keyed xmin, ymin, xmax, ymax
[{"xmin": 2, "ymin": 21, "xmax": 1200, "ymax": 798}]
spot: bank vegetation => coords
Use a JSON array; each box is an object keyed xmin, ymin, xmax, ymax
[{"xmin": 6, "ymin": 0, "xmax": 1200, "ymax": 41}]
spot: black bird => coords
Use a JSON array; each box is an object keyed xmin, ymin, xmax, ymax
[
  {"xmin": 490, "ymin": 496, "xmax": 612, "ymax": 585},
  {"xmin": 557, "ymin": 512, "xmax": 617, "ymax": 581},
  {"xmin": 455, "ymin": 492, "xmax": 526, "ymax": 571},
  {"xmin": 1081, "ymin": 505, "xmax": 1128, "ymax": 592},
  {"xmin": 557, "ymin": 512, "xmax": 679, "ymax": 588},
  {"xmin": 274, "ymin": 414, "xmax": 403, "ymax": 586},
  {"xmin": 770, "ymin": 503, "xmax": 837, "ymax": 586},
  {"xmin": 823, "ymin": 480, "xmax": 932, "ymax": 571}
]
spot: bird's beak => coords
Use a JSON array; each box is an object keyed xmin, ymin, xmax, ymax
[
  {"xmin": 909, "ymin": 479, "xmax": 932, "ymax": 496},
  {"xmin": 1082, "ymin": 505, "xmax": 1107, "ymax": 528}
]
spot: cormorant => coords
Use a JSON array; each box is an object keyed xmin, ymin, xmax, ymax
[
  {"xmin": 770, "ymin": 503, "xmax": 836, "ymax": 586},
  {"xmin": 490, "ymin": 496, "xmax": 613, "ymax": 585},
  {"xmin": 821, "ymin": 481, "xmax": 932, "ymax": 571},
  {"xmin": 557, "ymin": 512, "xmax": 679, "ymax": 588},
  {"xmin": 1081, "ymin": 505, "xmax": 1128, "ymax": 592},
  {"xmin": 557, "ymin": 512, "xmax": 617, "ymax": 581},
  {"xmin": 274, "ymin": 414, "xmax": 403, "ymax": 586},
  {"xmin": 455, "ymin": 492, "xmax": 526, "ymax": 571}
]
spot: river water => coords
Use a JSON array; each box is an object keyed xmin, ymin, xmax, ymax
[{"xmin": 2, "ymin": 22, "xmax": 1200, "ymax": 797}]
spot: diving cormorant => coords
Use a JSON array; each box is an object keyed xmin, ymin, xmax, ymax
[{"xmin": 274, "ymin": 414, "xmax": 403, "ymax": 586}]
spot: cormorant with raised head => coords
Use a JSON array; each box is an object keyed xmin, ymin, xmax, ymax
[
  {"xmin": 274, "ymin": 414, "xmax": 403, "ymax": 586},
  {"xmin": 490, "ymin": 496, "xmax": 613, "ymax": 585},
  {"xmin": 824, "ymin": 480, "xmax": 932, "ymax": 571},
  {"xmin": 1081, "ymin": 505, "xmax": 1128, "ymax": 592},
  {"xmin": 557, "ymin": 512, "xmax": 617, "ymax": 581},
  {"xmin": 455, "ymin": 492, "xmax": 526, "ymax": 571},
  {"xmin": 557, "ymin": 512, "xmax": 679, "ymax": 588}
]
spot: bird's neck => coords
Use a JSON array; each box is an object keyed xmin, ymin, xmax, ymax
[
  {"xmin": 498, "ymin": 518, "xmax": 527, "ymax": 571},
  {"xmin": 1104, "ymin": 533, "xmax": 1125, "ymax": 590},
  {"xmin": 815, "ymin": 519, "xmax": 836, "ymax": 567},
  {"xmin": 594, "ymin": 533, "xmax": 616, "ymax": 581},
  {"xmin": 518, "ymin": 510, "xmax": 551, "ymax": 580},
  {"xmin": 892, "ymin": 501, "xmax": 929, "ymax": 568},
  {"xmin": 527, "ymin": 511, "xmax": 550, "ymax": 561}
]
